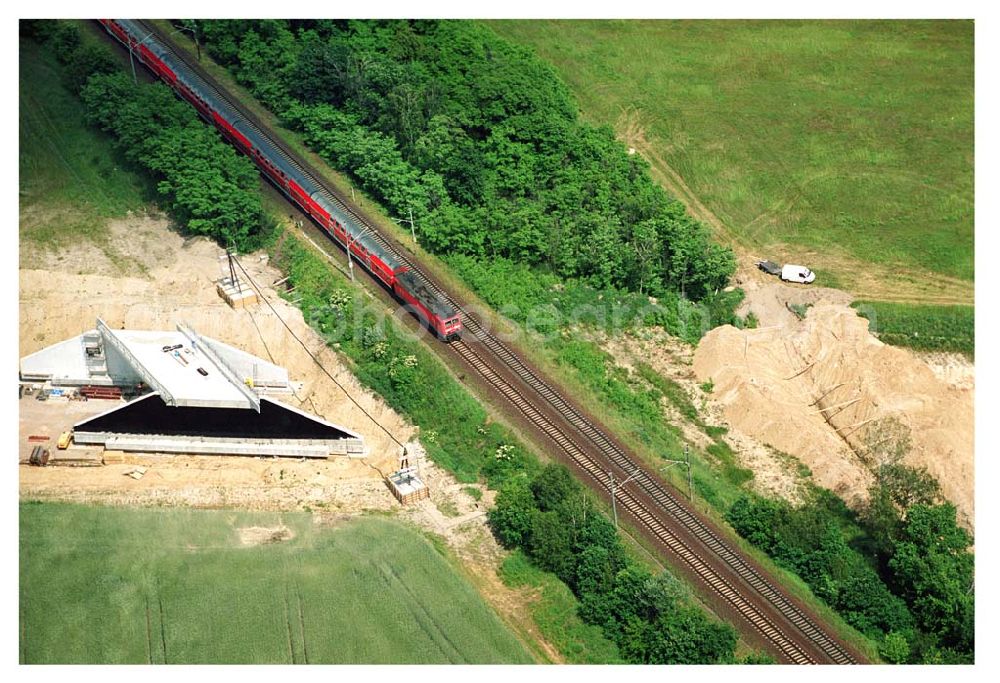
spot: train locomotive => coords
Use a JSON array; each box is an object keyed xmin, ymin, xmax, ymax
[{"xmin": 99, "ymin": 19, "xmax": 462, "ymax": 341}]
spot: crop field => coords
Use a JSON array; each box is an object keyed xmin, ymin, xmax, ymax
[
  {"xmin": 19, "ymin": 35, "xmax": 151, "ymax": 252},
  {"xmin": 492, "ymin": 20, "xmax": 974, "ymax": 303},
  {"xmin": 19, "ymin": 502, "xmax": 532, "ymax": 664},
  {"xmin": 852, "ymin": 300, "xmax": 974, "ymax": 357}
]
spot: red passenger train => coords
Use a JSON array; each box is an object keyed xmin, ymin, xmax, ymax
[{"xmin": 99, "ymin": 19, "xmax": 462, "ymax": 341}]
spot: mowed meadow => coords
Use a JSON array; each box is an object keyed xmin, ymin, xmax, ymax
[
  {"xmin": 493, "ymin": 20, "xmax": 974, "ymax": 301},
  {"xmin": 19, "ymin": 503, "xmax": 532, "ymax": 664}
]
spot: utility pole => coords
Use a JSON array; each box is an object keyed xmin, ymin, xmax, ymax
[
  {"xmin": 392, "ymin": 208, "xmax": 417, "ymax": 245},
  {"xmin": 129, "ymin": 30, "xmax": 155, "ymax": 85},
  {"xmin": 191, "ymin": 22, "xmax": 202, "ymax": 61},
  {"xmin": 608, "ymin": 466, "xmax": 641, "ymax": 529},
  {"xmin": 171, "ymin": 22, "xmax": 201, "ymax": 61},
  {"xmin": 226, "ymin": 247, "xmax": 241, "ymax": 295},
  {"xmin": 661, "ymin": 444, "xmax": 693, "ymax": 501},
  {"xmin": 687, "ymin": 445, "xmax": 692, "ymax": 501},
  {"xmin": 345, "ymin": 225, "xmax": 372, "ymax": 282}
]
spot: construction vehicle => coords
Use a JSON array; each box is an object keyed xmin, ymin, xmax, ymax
[
  {"xmin": 781, "ymin": 264, "xmax": 816, "ymax": 284},
  {"xmin": 57, "ymin": 431, "xmax": 73, "ymax": 450}
]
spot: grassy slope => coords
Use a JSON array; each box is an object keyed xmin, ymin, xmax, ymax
[
  {"xmin": 19, "ymin": 36, "xmax": 151, "ymax": 252},
  {"xmin": 499, "ymin": 551, "xmax": 623, "ymax": 664},
  {"xmin": 853, "ymin": 300, "xmax": 974, "ymax": 357},
  {"xmin": 492, "ymin": 20, "xmax": 974, "ymax": 303},
  {"xmin": 19, "ymin": 502, "xmax": 532, "ymax": 664}
]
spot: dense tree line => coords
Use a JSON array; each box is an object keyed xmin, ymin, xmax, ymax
[
  {"xmin": 23, "ymin": 21, "xmax": 269, "ymax": 251},
  {"xmin": 727, "ymin": 459, "xmax": 974, "ymax": 664},
  {"xmin": 194, "ymin": 19, "xmax": 735, "ymax": 301},
  {"xmin": 489, "ymin": 463, "xmax": 769, "ymax": 664}
]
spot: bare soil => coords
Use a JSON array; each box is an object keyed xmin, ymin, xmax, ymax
[
  {"xmin": 693, "ymin": 298, "xmax": 974, "ymax": 528},
  {"xmin": 18, "ymin": 212, "xmax": 559, "ymax": 662},
  {"xmin": 238, "ymin": 525, "xmax": 294, "ymax": 546},
  {"xmin": 735, "ymin": 281, "xmax": 854, "ymax": 329},
  {"xmin": 601, "ymin": 330, "xmax": 812, "ymax": 504}
]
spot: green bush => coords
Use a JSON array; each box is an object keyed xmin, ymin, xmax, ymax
[
  {"xmin": 489, "ymin": 463, "xmax": 739, "ymax": 663},
  {"xmin": 888, "ymin": 503, "xmax": 974, "ymax": 655},
  {"xmin": 490, "ymin": 478, "xmax": 535, "ymax": 548},
  {"xmin": 726, "ymin": 493, "xmax": 914, "ymax": 641}
]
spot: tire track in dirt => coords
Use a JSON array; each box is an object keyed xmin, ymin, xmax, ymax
[{"xmin": 614, "ymin": 108, "xmax": 973, "ymax": 306}]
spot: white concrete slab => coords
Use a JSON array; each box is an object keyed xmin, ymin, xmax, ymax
[
  {"xmin": 106, "ymin": 329, "xmax": 251, "ymax": 409},
  {"xmin": 202, "ymin": 337, "xmax": 289, "ymax": 387},
  {"xmin": 20, "ymin": 336, "xmax": 91, "ymax": 381}
]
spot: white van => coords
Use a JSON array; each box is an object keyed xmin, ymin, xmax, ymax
[{"xmin": 781, "ymin": 264, "xmax": 816, "ymax": 284}]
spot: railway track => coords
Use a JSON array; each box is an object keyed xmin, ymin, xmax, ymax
[{"xmin": 127, "ymin": 20, "xmax": 864, "ymax": 664}]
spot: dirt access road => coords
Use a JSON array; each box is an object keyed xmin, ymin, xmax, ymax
[
  {"xmin": 615, "ymin": 108, "xmax": 973, "ymax": 306},
  {"xmin": 607, "ymin": 110, "xmax": 974, "ymax": 528}
]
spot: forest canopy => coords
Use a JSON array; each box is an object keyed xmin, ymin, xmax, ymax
[{"xmin": 196, "ymin": 19, "xmax": 735, "ymax": 300}]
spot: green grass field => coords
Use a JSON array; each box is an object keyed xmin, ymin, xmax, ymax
[
  {"xmin": 19, "ymin": 502, "xmax": 533, "ymax": 664},
  {"xmin": 499, "ymin": 550, "xmax": 623, "ymax": 664},
  {"xmin": 492, "ymin": 20, "xmax": 974, "ymax": 300},
  {"xmin": 853, "ymin": 300, "xmax": 974, "ymax": 357},
  {"xmin": 19, "ymin": 35, "xmax": 151, "ymax": 252}
]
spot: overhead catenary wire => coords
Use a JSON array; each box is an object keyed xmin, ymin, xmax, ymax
[
  {"xmin": 229, "ymin": 253, "xmax": 404, "ymax": 449},
  {"xmin": 245, "ymin": 307, "xmax": 314, "ymax": 414}
]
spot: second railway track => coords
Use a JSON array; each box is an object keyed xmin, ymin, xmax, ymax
[{"xmin": 126, "ymin": 20, "xmax": 865, "ymax": 665}]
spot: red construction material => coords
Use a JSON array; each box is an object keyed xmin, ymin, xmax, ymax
[
  {"xmin": 27, "ymin": 435, "xmax": 50, "ymax": 442},
  {"xmin": 79, "ymin": 385, "xmax": 123, "ymax": 400}
]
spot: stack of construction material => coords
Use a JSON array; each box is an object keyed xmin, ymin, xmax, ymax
[
  {"xmin": 28, "ymin": 446, "xmax": 50, "ymax": 466},
  {"xmin": 79, "ymin": 385, "xmax": 123, "ymax": 400},
  {"xmin": 45, "ymin": 450, "xmax": 103, "ymax": 467}
]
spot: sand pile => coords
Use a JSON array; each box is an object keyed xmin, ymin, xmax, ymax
[
  {"xmin": 693, "ymin": 304, "xmax": 974, "ymax": 527},
  {"xmin": 736, "ymin": 281, "xmax": 853, "ymax": 328}
]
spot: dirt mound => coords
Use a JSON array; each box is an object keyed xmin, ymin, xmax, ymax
[
  {"xmin": 693, "ymin": 304, "xmax": 974, "ymax": 527},
  {"xmin": 737, "ymin": 281, "xmax": 853, "ymax": 328}
]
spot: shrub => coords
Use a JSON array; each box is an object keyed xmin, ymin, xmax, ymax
[{"xmin": 726, "ymin": 493, "xmax": 914, "ymax": 641}]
